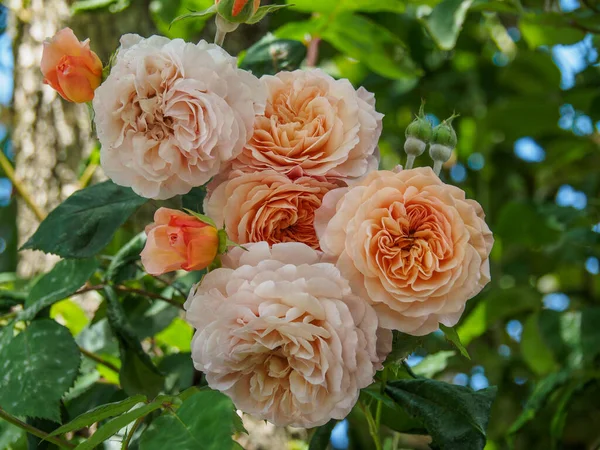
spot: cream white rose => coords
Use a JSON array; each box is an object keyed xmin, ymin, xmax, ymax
[
  {"xmin": 93, "ymin": 34, "xmax": 266, "ymax": 199},
  {"xmin": 185, "ymin": 242, "xmax": 391, "ymax": 427}
]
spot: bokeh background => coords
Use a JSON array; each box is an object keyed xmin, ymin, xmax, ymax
[{"xmin": 1, "ymin": 0, "xmax": 599, "ymax": 449}]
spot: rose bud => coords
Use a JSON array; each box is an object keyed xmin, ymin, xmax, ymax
[
  {"xmin": 141, "ymin": 208, "xmax": 220, "ymax": 276},
  {"xmin": 404, "ymin": 103, "xmax": 433, "ymax": 170},
  {"xmin": 215, "ymin": 0, "xmax": 260, "ymax": 23},
  {"xmin": 429, "ymin": 116, "xmax": 458, "ymax": 175},
  {"xmin": 40, "ymin": 28, "xmax": 103, "ymax": 103}
]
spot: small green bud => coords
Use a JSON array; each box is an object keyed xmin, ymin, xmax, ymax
[
  {"xmin": 431, "ymin": 116, "xmax": 458, "ymax": 149},
  {"xmin": 405, "ymin": 117, "xmax": 433, "ymax": 143},
  {"xmin": 429, "ymin": 143, "xmax": 453, "ymax": 163},
  {"xmin": 404, "ymin": 137, "xmax": 427, "ymax": 157}
]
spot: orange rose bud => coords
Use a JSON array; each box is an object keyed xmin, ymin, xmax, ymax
[
  {"xmin": 41, "ymin": 28, "xmax": 103, "ymax": 103},
  {"xmin": 141, "ymin": 208, "xmax": 220, "ymax": 276},
  {"xmin": 215, "ymin": 0, "xmax": 260, "ymax": 23}
]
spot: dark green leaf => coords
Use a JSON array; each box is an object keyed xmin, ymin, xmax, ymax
[
  {"xmin": 159, "ymin": 353, "xmax": 195, "ymax": 393},
  {"xmin": 18, "ymin": 258, "xmax": 98, "ymax": 321},
  {"xmin": 21, "ymin": 181, "xmax": 147, "ymax": 259},
  {"xmin": 385, "ymin": 330, "xmax": 423, "ymax": 363},
  {"xmin": 0, "ymin": 320, "xmax": 80, "ymax": 422},
  {"xmin": 139, "ymin": 390, "xmax": 245, "ymax": 450},
  {"xmin": 309, "ymin": 420, "xmax": 337, "ymax": 450},
  {"xmin": 420, "ymin": 0, "xmax": 473, "ymax": 50},
  {"xmin": 520, "ymin": 13, "xmax": 586, "ymax": 48},
  {"xmin": 104, "ymin": 286, "xmax": 164, "ymax": 397},
  {"xmin": 240, "ymin": 34, "xmax": 307, "ymax": 76},
  {"xmin": 105, "ymin": 232, "xmax": 146, "ymax": 283},
  {"xmin": 439, "ymin": 325, "xmax": 470, "ymax": 359},
  {"xmin": 385, "ymin": 379, "xmax": 497, "ymax": 450},
  {"xmin": 181, "ymin": 186, "xmax": 207, "ymax": 212},
  {"xmin": 48, "ymin": 395, "xmax": 146, "ymax": 437},
  {"xmin": 521, "ymin": 313, "xmax": 558, "ymax": 376}
]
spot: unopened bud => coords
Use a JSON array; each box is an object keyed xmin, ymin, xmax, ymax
[
  {"xmin": 429, "ymin": 115, "xmax": 458, "ymax": 175},
  {"xmin": 215, "ymin": 0, "xmax": 260, "ymax": 23},
  {"xmin": 403, "ymin": 103, "xmax": 432, "ymax": 169}
]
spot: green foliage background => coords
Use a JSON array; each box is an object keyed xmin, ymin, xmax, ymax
[{"xmin": 1, "ymin": 0, "xmax": 600, "ymax": 449}]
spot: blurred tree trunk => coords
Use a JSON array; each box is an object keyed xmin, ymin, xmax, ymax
[{"xmin": 8, "ymin": 0, "xmax": 154, "ymax": 277}]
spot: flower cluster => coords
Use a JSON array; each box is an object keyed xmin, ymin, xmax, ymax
[{"xmin": 42, "ymin": 26, "xmax": 493, "ymax": 428}]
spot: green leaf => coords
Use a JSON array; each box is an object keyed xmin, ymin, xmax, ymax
[
  {"xmin": 496, "ymin": 201, "xmax": 561, "ymax": 248},
  {"xmin": 0, "ymin": 319, "xmax": 81, "ymax": 422},
  {"xmin": 21, "ymin": 181, "xmax": 147, "ymax": 259},
  {"xmin": 74, "ymin": 397, "xmax": 169, "ymax": 450},
  {"xmin": 18, "ymin": 258, "xmax": 98, "ymax": 321},
  {"xmin": 0, "ymin": 418, "xmax": 25, "ymax": 450},
  {"xmin": 508, "ymin": 370, "xmax": 571, "ymax": 436},
  {"xmin": 287, "ymin": 0, "xmax": 405, "ymax": 13},
  {"xmin": 159, "ymin": 353, "xmax": 195, "ymax": 393},
  {"xmin": 246, "ymin": 4, "xmax": 289, "ymax": 24},
  {"xmin": 457, "ymin": 288, "xmax": 540, "ymax": 346},
  {"xmin": 48, "ymin": 395, "xmax": 146, "ymax": 437},
  {"xmin": 520, "ymin": 13, "xmax": 586, "ymax": 48},
  {"xmin": 170, "ymin": 4, "xmax": 216, "ymax": 25},
  {"xmin": 104, "ymin": 286, "xmax": 165, "ymax": 397},
  {"xmin": 240, "ymin": 34, "xmax": 307, "ymax": 76},
  {"xmin": 105, "ymin": 232, "xmax": 146, "ymax": 283},
  {"xmin": 385, "ymin": 330, "xmax": 423, "ymax": 363},
  {"xmin": 139, "ymin": 390, "xmax": 244, "ymax": 450},
  {"xmin": 420, "ymin": 0, "xmax": 473, "ymax": 50},
  {"xmin": 309, "ymin": 420, "xmax": 337, "ymax": 450},
  {"xmin": 183, "ymin": 209, "xmax": 217, "ymax": 228},
  {"xmin": 51, "ymin": 300, "xmax": 90, "ymax": 336},
  {"xmin": 521, "ymin": 313, "xmax": 558, "ymax": 376},
  {"xmin": 439, "ymin": 324, "xmax": 470, "ymax": 359},
  {"xmin": 413, "ymin": 351, "xmax": 456, "ymax": 378},
  {"xmin": 156, "ymin": 317, "xmax": 193, "ymax": 352},
  {"xmin": 322, "ymin": 13, "xmax": 421, "ymax": 80},
  {"xmin": 385, "ymin": 379, "xmax": 497, "ymax": 450}
]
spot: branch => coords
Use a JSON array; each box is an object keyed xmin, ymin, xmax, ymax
[
  {"xmin": 75, "ymin": 284, "xmax": 185, "ymax": 310},
  {"xmin": 79, "ymin": 347, "xmax": 120, "ymax": 373},
  {"xmin": 0, "ymin": 149, "xmax": 47, "ymax": 221},
  {"xmin": 0, "ymin": 407, "xmax": 76, "ymax": 449}
]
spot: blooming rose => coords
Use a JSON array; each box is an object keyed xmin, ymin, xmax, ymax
[
  {"xmin": 185, "ymin": 242, "xmax": 391, "ymax": 427},
  {"xmin": 41, "ymin": 28, "xmax": 103, "ymax": 103},
  {"xmin": 141, "ymin": 207, "xmax": 219, "ymax": 275},
  {"xmin": 315, "ymin": 167, "xmax": 493, "ymax": 335},
  {"xmin": 204, "ymin": 170, "xmax": 337, "ymax": 249},
  {"xmin": 93, "ymin": 35, "xmax": 266, "ymax": 200},
  {"xmin": 231, "ymin": 69, "xmax": 383, "ymax": 182}
]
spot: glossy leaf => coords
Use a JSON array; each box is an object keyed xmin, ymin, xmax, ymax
[
  {"xmin": 0, "ymin": 320, "xmax": 80, "ymax": 422},
  {"xmin": 48, "ymin": 395, "xmax": 146, "ymax": 437},
  {"xmin": 104, "ymin": 232, "xmax": 146, "ymax": 283},
  {"xmin": 19, "ymin": 258, "xmax": 98, "ymax": 321},
  {"xmin": 240, "ymin": 34, "xmax": 307, "ymax": 76},
  {"xmin": 21, "ymin": 181, "xmax": 147, "ymax": 258},
  {"xmin": 420, "ymin": 0, "xmax": 473, "ymax": 50},
  {"xmin": 139, "ymin": 390, "xmax": 245, "ymax": 450},
  {"xmin": 440, "ymin": 324, "xmax": 470, "ymax": 359},
  {"xmin": 385, "ymin": 379, "xmax": 497, "ymax": 450}
]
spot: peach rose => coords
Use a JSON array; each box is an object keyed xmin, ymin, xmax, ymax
[
  {"xmin": 93, "ymin": 35, "xmax": 266, "ymax": 200},
  {"xmin": 316, "ymin": 167, "xmax": 493, "ymax": 335},
  {"xmin": 185, "ymin": 242, "xmax": 391, "ymax": 427},
  {"xmin": 204, "ymin": 170, "xmax": 337, "ymax": 249},
  {"xmin": 41, "ymin": 28, "xmax": 103, "ymax": 103},
  {"xmin": 141, "ymin": 207, "xmax": 219, "ymax": 275},
  {"xmin": 231, "ymin": 69, "xmax": 383, "ymax": 182}
]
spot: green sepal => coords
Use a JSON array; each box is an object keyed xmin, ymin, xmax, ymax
[{"xmin": 183, "ymin": 209, "xmax": 217, "ymax": 228}]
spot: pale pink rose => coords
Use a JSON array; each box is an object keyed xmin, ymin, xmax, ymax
[
  {"xmin": 41, "ymin": 28, "xmax": 103, "ymax": 103},
  {"xmin": 185, "ymin": 242, "xmax": 392, "ymax": 427},
  {"xmin": 230, "ymin": 69, "xmax": 383, "ymax": 182},
  {"xmin": 316, "ymin": 167, "xmax": 493, "ymax": 336},
  {"xmin": 141, "ymin": 208, "xmax": 219, "ymax": 275},
  {"xmin": 93, "ymin": 34, "xmax": 266, "ymax": 200},
  {"xmin": 204, "ymin": 170, "xmax": 337, "ymax": 250}
]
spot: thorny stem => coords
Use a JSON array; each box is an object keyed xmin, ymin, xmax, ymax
[
  {"xmin": 75, "ymin": 284, "xmax": 185, "ymax": 310},
  {"xmin": 0, "ymin": 150, "xmax": 47, "ymax": 221},
  {"xmin": 359, "ymin": 400, "xmax": 382, "ymax": 450},
  {"xmin": 79, "ymin": 346, "xmax": 120, "ymax": 373},
  {"xmin": 0, "ymin": 407, "xmax": 76, "ymax": 449},
  {"xmin": 122, "ymin": 415, "xmax": 145, "ymax": 450}
]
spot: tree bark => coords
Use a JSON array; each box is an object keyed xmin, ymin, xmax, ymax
[{"xmin": 8, "ymin": 0, "xmax": 154, "ymax": 277}]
